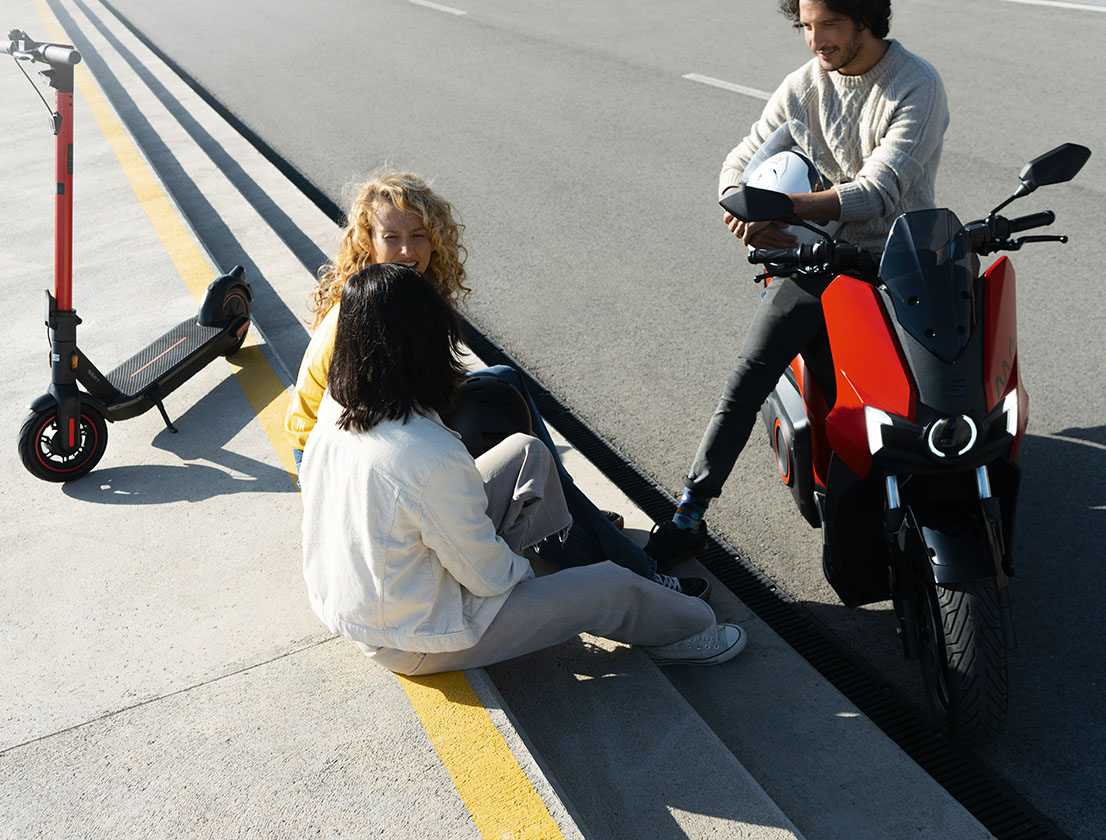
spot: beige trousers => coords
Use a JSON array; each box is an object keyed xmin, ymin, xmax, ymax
[{"xmin": 364, "ymin": 434, "xmax": 715, "ymax": 675}]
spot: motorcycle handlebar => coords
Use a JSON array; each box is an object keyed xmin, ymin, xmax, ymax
[
  {"xmin": 748, "ymin": 241, "xmax": 879, "ymax": 278},
  {"xmin": 749, "ymin": 248, "xmax": 802, "ymax": 265},
  {"xmin": 1008, "ymin": 210, "xmax": 1055, "ymax": 233}
]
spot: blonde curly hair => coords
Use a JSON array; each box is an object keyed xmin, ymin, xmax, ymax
[{"xmin": 309, "ymin": 172, "xmax": 469, "ymax": 327}]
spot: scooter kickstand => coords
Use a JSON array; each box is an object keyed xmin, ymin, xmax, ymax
[{"xmin": 154, "ymin": 397, "xmax": 178, "ymax": 433}]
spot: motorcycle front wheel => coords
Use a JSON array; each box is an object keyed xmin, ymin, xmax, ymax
[{"xmin": 917, "ymin": 576, "xmax": 1008, "ymax": 746}]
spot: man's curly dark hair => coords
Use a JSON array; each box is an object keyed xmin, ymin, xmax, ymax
[{"xmin": 778, "ymin": 0, "xmax": 892, "ymax": 39}]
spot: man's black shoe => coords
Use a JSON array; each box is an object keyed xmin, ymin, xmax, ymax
[{"xmin": 645, "ymin": 520, "xmax": 708, "ymax": 572}]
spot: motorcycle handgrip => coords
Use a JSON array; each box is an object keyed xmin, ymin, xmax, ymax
[
  {"xmin": 748, "ymin": 248, "xmax": 800, "ymax": 266},
  {"xmin": 1008, "ymin": 211, "xmax": 1055, "ymax": 233}
]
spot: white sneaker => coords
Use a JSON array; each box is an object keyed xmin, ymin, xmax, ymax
[{"xmin": 644, "ymin": 623, "xmax": 747, "ymax": 666}]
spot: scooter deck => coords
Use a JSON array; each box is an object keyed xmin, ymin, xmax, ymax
[{"xmin": 106, "ymin": 316, "xmax": 227, "ymax": 398}]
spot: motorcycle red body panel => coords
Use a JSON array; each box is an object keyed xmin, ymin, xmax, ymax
[
  {"xmin": 981, "ymin": 257, "xmax": 1029, "ymax": 456},
  {"xmin": 821, "ymin": 275, "xmax": 915, "ymax": 479}
]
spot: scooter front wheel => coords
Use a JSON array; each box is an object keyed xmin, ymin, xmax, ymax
[
  {"xmin": 918, "ymin": 576, "xmax": 1008, "ymax": 746},
  {"xmin": 18, "ymin": 404, "xmax": 109, "ymax": 482}
]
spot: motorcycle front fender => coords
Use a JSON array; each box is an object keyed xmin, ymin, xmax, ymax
[{"xmin": 916, "ymin": 518, "xmax": 1000, "ymax": 585}]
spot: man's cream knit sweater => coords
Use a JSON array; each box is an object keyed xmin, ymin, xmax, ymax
[{"xmin": 719, "ymin": 39, "xmax": 949, "ymax": 252}]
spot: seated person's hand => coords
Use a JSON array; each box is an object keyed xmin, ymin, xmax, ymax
[{"xmin": 724, "ymin": 213, "xmax": 799, "ymax": 249}]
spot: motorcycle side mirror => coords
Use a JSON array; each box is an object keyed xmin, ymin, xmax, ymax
[
  {"xmin": 1017, "ymin": 143, "xmax": 1091, "ymax": 193},
  {"xmin": 720, "ymin": 185, "xmax": 799, "ymax": 224},
  {"xmin": 720, "ymin": 185, "xmax": 833, "ymax": 242},
  {"xmin": 990, "ymin": 143, "xmax": 1092, "ymax": 216}
]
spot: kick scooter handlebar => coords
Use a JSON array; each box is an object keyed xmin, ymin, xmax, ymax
[{"xmin": 4, "ymin": 29, "xmax": 81, "ymax": 66}]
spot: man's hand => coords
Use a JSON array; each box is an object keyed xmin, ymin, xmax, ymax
[{"xmin": 724, "ymin": 213, "xmax": 799, "ymax": 248}]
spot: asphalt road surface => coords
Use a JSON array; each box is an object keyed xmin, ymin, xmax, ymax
[{"xmin": 73, "ymin": 0, "xmax": 1106, "ymax": 836}]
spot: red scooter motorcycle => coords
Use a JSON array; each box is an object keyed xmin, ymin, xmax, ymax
[{"xmin": 721, "ymin": 143, "xmax": 1091, "ymax": 745}]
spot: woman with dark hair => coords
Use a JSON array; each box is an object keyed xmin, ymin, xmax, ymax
[{"xmin": 300, "ymin": 264, "xmax": 747, "ymax": 674}]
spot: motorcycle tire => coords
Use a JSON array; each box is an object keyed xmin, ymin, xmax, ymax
[
  {"xmin": 19, "ymin": 403, "xmax": 109, "ymax": 482},
  {"xmin": 918, "ymin": 576, "xmax": 1008, "ymax": 746}
]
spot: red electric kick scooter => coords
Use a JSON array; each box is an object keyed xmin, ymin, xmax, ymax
[{"xmin": 5, "ymin": 30, "xmax": 253, "ymax": 482}]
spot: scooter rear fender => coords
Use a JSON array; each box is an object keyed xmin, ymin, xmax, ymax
[{"xmin": 197, "ymin": 265, "xmax": 251, "ymax": 327}]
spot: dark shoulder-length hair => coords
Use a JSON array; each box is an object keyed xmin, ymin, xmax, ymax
[
  {"xmin": 328, "ymin": 263, "xmax": 466, "ymax": 433},
  {"xmin": 779, "ymin": 0, "xmax": 892, "ymax": 39}
]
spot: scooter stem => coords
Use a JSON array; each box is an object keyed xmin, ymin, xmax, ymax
[{"xmin": 53, "ymin": 81, "xmax": 74, "ymax": 310}]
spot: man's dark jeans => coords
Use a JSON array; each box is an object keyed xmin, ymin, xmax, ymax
[{"xmin": 686, "ymin": 272, "xmax": 834, "ymax": 499}]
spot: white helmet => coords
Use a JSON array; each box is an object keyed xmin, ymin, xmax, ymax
[{"xmin": 744, "ymin": 150, "xmax": 840, "ymax": 246}]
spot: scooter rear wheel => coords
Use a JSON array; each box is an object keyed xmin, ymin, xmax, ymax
[
  {"xmin": 220, "ymin": 283, "xmax": 251, "ymax": 357},
  {"xmin": 918, "ymin": 576, "xmax": 1008, "ymax": 746},
  {"xmin": 18, "ymin": 404, "xmax": 109, "ymax": 482}
]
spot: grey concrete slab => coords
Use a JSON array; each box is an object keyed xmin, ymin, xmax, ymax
[
  {"xmin": 488, "ymin": 637, "xmax": 805, "ymax": 840},
  {"xmin": 0, "ymin": 640, "xmax": 486, "ymax": 839}
]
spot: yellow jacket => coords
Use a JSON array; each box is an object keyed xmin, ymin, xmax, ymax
[{"xmin": 285, "ymin": 303, "xmax": 339, "ymax": 451}]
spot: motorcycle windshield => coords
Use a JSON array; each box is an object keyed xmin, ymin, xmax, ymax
[{"xmin": 878, "ymin": 209, "xmax": 978, "ymax": 363}]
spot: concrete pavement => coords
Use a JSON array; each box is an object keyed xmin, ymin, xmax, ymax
[{"xmin": 1, "ymin": 1, "xmax": 995, "ymax": 837}]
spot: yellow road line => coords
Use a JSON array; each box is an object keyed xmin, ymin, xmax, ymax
[
  {"xmin": 401, "ymin": 672, "xmax": 565, "ymax": 840},
  {"xmin": 34, "ymin": 4, "xmax": 565, "ymax": 836}
]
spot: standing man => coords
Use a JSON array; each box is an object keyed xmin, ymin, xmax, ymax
[{"xmin": 646, "ymin": 0, "xmax": 949, "ymax": 566}]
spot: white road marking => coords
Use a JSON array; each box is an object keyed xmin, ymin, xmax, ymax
[
  {"xmin": 407, "ymin": 0, "xmax": 468, "ymax": 15},
  {"xmin": 997, "ymin": 0, "xmax": 1106, "ymax": 10},
  {"xmin": 682, "ymin": 73, "xmax": 771, "ymax": 101}
]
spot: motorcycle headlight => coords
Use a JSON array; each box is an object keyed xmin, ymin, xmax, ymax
[
  {"xmin": 865, "ymin": 407, "xmax": 894, "ymax": 455},
  {"xmin": 925, "ymin": 415, "xmax": 978, "ymax": 458},
  {"xmin": 1001, "ymin": 389, "xmax": 1019, "ymax": 436}
]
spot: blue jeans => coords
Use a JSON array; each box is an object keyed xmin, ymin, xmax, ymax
[{"xmin": 481, "ymin": 365, "xmax": 656, "ymax": 579}]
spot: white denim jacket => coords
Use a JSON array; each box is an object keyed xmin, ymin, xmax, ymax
[{"xmin": 300, "ymin": 395, "xmax": 533, "ymax": 653}]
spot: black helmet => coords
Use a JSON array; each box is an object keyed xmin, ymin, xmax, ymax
[{"xmin": 443, "ymin": 373, "xmax": 533, "ymax": 458}]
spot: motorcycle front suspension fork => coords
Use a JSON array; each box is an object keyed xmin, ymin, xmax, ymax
[{"xmin": 884, "ymin": 467, "xmax": 1017, "ymax": 654}]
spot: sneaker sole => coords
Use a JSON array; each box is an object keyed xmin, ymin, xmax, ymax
[{"xmin": 649, "ymin": 630, "xmax": 747, "ymax": 667}]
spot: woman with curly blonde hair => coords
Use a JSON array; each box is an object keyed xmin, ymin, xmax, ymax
[
  {"xmin": 306, "ymin": 172, "xmax": 470, "ymax": 328},
  {"xmin": 286, "ymin": 172, "xmax": 468, "ymax": 456},
  {"xmin": 287, "ymin": 172, "xmax": 709, "ymax": 598}
]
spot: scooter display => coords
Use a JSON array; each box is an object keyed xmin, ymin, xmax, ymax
[
  {"xmin": 721, "ymin": 142, "xmax": 1091, "ymax": 745},
  {"xmin": 5, "ymin": 30, "xmax": 253, "ymax": 482}
]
